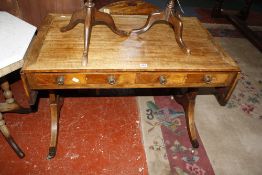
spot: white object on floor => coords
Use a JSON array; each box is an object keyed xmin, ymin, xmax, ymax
[{"xmin": 0, "ymin": 11, "xmax": 36, "ymax": 76}]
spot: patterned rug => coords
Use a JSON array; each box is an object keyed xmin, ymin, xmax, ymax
[
  {"xmin": 203, "ymin": 24, "xmax": 262, "ymax": 119},
  {"xmin": 137, "ymin": 96, "xmax": 215, "ymax": 175},
  {"xmin": 227, "ymin": 72, "xmax": 262, "ymax": 119},
  {"xmin": 212, "ymin": 36, "xmax": 262, "ymax": 119}
]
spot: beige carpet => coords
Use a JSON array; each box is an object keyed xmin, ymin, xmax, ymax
[{"xmin": 196, "ymin": 36, "xmax": 262, "ymax": 175}]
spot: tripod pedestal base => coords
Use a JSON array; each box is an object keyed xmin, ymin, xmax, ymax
[
  {"xmin": 61, "ymin": 1, "xmax": 128, "ymax": 66},
  {"xmin": 131, "ymin": 0, "xmax": 191, "ymax": 54}
]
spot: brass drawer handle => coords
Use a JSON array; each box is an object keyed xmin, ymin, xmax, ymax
[
  {"xmin": 56, "ymin": 76, "xmax": 64, "ymax": 85},
  {"xmin": 159, "ymin": 75, "xmax": 167, "ymax": 85},
  {"xmin": 107, "ymin": 75, "xmax": 116, "ymax": 85},
  {"xmin": 203, "ymin": 75, "xmax": 212, "ymax": 84}
]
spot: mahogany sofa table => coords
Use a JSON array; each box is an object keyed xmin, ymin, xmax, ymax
[{"xmin": 21, "ymin": 14, "xmax": 240, "ymax": 159}]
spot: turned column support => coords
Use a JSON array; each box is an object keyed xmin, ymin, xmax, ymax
[
  {"xmin": 60, "ymin": 0, "xmax": 128, "ymax": 66},
  {"xmin": 131, "ymin": 0, "xmax": 191, "ymax": 54},
  {"xmin": 0, "ymin": 80, "xmax": 32, "ymax": 114},
  {"xmin": 173, "ymin": 89, "xmax": 199, "ymax": 148},
  {"xmin": 1, "ymin": 80, "xmax": 14, "ymax": 104},
  {"xmin": 47, "ymin": 92, "xmax": 63, "ymax": 159}
]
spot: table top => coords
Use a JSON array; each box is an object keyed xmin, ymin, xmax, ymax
[
  {"xmin": 22, "ymin": 14, "xmax": 239, "ymax": 73},
  {"xmin": 0, "ymin": 12, "xmax": 36, "ymax": 77}
]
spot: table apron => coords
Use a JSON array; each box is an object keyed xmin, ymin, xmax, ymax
[{"xmin": 24, "ymin": 71, "xmax": 238, "ymax": 89}]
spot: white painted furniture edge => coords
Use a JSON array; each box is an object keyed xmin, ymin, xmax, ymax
[{"xmin": 0, "ymin": 11, "xmax": 36, "ymax": 77}]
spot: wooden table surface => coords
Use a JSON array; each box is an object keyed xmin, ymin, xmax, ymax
[{"xmin": 23, "ymin": 14, "xmax": 239, "ymax": 72}]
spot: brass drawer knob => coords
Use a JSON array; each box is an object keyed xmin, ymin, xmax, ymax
[
  {"xmin": 56, "ymin": 76, "xmax": 64, "ymax": 85},
  {"xmin": 159, "ymin": 75, "xmax": 167, "ymax": 85},
  {"xmin": 107, "ymin": 75, "xmax": 116, "ymax": 85},
  {"xmin": 203, "ymin": 75, "xmax": 212, "ymax": 84}
]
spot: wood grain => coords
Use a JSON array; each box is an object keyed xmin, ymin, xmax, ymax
[
  {"xmin": 1, "ymin": 0, "xmax": 84, "ymax": 27},
  {"xmin": 1, "ymin": 0, "xmax": 155, "ymax": 27},
  {"xmin": 0, "ymin": 0, "xmax": 21, "ymax": 17},
  {"xmin": 22, "ymin": 14, "xmax": 240, "ymax": 72}
]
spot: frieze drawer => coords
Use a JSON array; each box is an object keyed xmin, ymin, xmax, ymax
[
  {"xmin": 26, "ymin": 73, "xmax": 136, "ymax": 89},
  {"xmin": 135, "ymin": 72, "xmax": 233, "ymax": 87},
  {"xmin": 184, "ymin": 73, "xmax": 231, "ymax": 86},
  {"xmin": 26, "ymin": 72, "xmax": 234, "ymax": 89}
]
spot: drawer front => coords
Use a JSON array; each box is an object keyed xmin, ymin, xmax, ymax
[
  {"xmin": 185, "ymin": 73, "xmax": 231, "ymax": 86},
  {"xmin": 27, "ymin": 73, "xmax": 136, "ymax": 89},
  {"xmin": 136, "ymin": 72, "xmax": 232, "ymax": 87},
  {"xmin": 135, "ymin": 73, "xmax": 185, "ymax": 85},
  {"xmin": 26, "ymin": 72, "xmax": 235, "ymax": 89}
]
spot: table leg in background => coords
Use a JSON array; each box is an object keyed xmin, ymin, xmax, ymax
[
  {"xmin": 0, "ymin": 112, "xmax": 25, "ymax": 158},
  {"xmin": 0, "ymin": 80, "xmax": 32, "ymax": 114}
]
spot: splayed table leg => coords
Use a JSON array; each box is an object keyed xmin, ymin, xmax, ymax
[
  {"xmin": 47, "ymin": 92, "xmax": 63, "ymax": 159},
  {"xmin": 173, "ymin": 90, "xmax": 199, "ymax": 148},
  {"xmin": 131, "ymin": 0, "xmax": 191, "ymax": 54}
]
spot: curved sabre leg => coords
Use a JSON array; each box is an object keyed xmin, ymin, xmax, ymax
[
  {"xmin": 95, "ymin": 10, "xmax": 128, "ymax": 36},
  {"xmin": 131, "ymin": 11, "xmax": 165, "ymax": 34},
  {"xmin": 168, "ymin": 12, "xmax": 191, "ymax": 54},
  {"xmin": 174, "ymin": 91, "xmax": 199, "ymax": 148},
  {"xmin": 47, "ymin": 92, "xmax": 63, "ymax": 159},
  {"xmin": 60, "ymin": 8, "xmax": 86, "ymax": 32}
]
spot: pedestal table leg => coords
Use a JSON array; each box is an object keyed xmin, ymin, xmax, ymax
[
  {"xmin": 131, "ymin": 0, "xmax": 191, "ymax": 54},
  {"xmin": 47, "ymin": 92, "xmax": 63, "ymax": 159},
  {"xmin": 61, "ymin": 0, "xmax": 128, "ymax": 66},
  {"xmin": 173, "ymin": 90, "xmax": 199, "ymax": 148}
]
